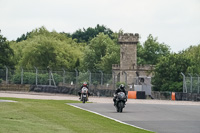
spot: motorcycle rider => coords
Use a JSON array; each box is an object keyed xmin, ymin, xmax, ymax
[
  {"xmin": 78, "ymin": 82, "xmax": 90, "ymax": 99},
  {"xmin": 113, "ymin": 84, "xmax": 127, "ymax": 106}
]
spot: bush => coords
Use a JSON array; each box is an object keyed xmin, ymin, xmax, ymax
[
  {"xmin": 0, "ymin": 78, "xmax": 2, "ymax": 84},
  {"xmin": 12, "ymin": 72, "xmax": 62, "ymax": 85},
  {"xmin": 92, "ymin": 81, "xmax": 99, "ymax": 86}
]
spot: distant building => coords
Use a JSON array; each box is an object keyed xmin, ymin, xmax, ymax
[{"xmin": 112, "ymin": 33, "xmax": 154, "ymax": 90}]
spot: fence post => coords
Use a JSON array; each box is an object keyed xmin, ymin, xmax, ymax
[
  {"xmin": 21, "ymin": 67, "xmax": 23, "ymax": 84},
  {"xmin": 4, "ymin": 66, "xmax": 8, "ymax": 84},
  {"xmin": 195, "ymin": 74, "xmax": 199, "ymax": 94},
  {"xmin": 188, "ymin": 73, "xmax": 192, "ymax": 93},
  {"xmin": 88, "ymin": 70, "xmax": 91, "ymax": 85},
  {"xmin": 99, "ymin": 70, "xmax": 103, "ymax": 86},
  {"xmin": 181, "ymin": 72, "xmax": 187, "ymax": 93},
  {"xmin": 34, "ymin": 67, "xmax": 38, "ymax": 86},
  {"xmin": 62, "ymin": 68, "xmax": 66, "ymax": 85},
  {"xmin": 75, "ymin": 69, "xmax": 78, "ymax": 89},
  {"xmin": 49, "ymin": 70, "xmax": 51, "ymax": 86},
  {"xmin": 50, "ymin": 71, "xmax": 56, "ymax": 87},
  {"xmin": 112, "ymin": 71, "xmax": 116, "ymax": 90}
]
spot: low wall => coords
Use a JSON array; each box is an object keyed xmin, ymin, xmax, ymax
[
  {"xmin": 30, "ymin": 85, "xmax": 115, "ymax": 97},
  {"xmin": 172, "ymin": 92, "xmax": 200, "ymax": 101},
  {"xmin": 0, "ymin": 84, "xmax": 30, "ymax": 91},
  {"xmin": 59, "ymin": 83, "xmax": 114, "ymax": 90}
]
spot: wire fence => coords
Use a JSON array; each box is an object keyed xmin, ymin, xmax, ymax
[
  {"xmin": 182, "ymin": 73, "xmax": 200, "ymax": 94},
  {"xmin": 3, "ymin": 67, "xmax": 199, "ymax": 100},
  {"xmin": 0, "ymin": 67, "xmax": 114, "ymax": 90},
  {"xmin": 0, "ymin": 67, "xmax": 156, "ymax": 97}
]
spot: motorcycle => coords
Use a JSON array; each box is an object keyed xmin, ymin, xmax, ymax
[
  {"xmin": 114, "ymin": 92, "xmax": 127, "ymax": 112},
  {"xmin": 80, "ymin": 87, "xmax": 89, "ymax": 103}
]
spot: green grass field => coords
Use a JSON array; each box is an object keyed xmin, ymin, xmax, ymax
[{"xmin": 0, "ymin": 98, "xmax": 153, "ymax": 133}]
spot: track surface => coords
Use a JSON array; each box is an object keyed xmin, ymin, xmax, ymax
[{"xmin": 71, "ymin": 103, "xmax": 200, "ymax": 133}]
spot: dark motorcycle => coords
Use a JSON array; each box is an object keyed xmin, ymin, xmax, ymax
[
  {"xmin": 80, "ymin": 87, "xmax": 88, "ymax": 103},
  {"xmin": 114, "ymin": 92, "xmax": 127, "ymax": 112}
]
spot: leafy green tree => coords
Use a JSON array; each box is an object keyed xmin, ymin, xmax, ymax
[
  {"xmin": 97, "ymin": 40, "xmax": 120, "ymax": 73},
  {"xmin": 11, "ymin": 27, "xmax": 84, "ymax": 71},
  {"xmin": 182, "ymin": 45, "xmax": 200, "ymax": 74},
  {"xmin": 137, "ymin": 42, "xmax": 146, "ymax": 64},
  {"xmin": 137, "ymin": 34, "xmax": 170, "ymax": 65},
  {"xmin": 0, "ymin": 32, "xmax": 14, "ymax": 68},
  {"xmin": 152, "ymin": 53, "xmax": 191, "ymax": 92},
  {"xmin": 71, "ymin": 24, "xmax": 113, "ymax": 43},
  {"xmin": 80, "ymin": 33, "xmax": 120, "ymax": 73},
  {"xmin": 80, "ymin": 46, "xmax": 97, "ymax": 71},
  {"xmin": 16, "ymin": 32, "xmax": 32, "ymax": 42}
]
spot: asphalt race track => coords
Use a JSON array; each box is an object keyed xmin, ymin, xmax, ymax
[{"xmin": 71, "ymin": 103, "xmax": 200, "ymax": 133}]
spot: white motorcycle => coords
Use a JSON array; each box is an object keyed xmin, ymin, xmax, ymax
[{"xmin": 80, "ymin": 87, "xmax": 89, "ymax": 103}]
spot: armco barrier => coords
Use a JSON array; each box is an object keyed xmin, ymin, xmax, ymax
[
  {"xmin": 128, "ymin": 91, "xmax": 146, "ymax": 99},
  {"xmin": 171, "ymin": 92, "xmax": 200, "ymax": 101},
  {"xmin": 128, "ymin": 91, "xmax": 137, "ymax": 99},
  {"xmin": 137, "ymin": 91, "xmax": 146, "ymax": 99}
]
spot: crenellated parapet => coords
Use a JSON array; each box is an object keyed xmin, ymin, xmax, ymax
[
  {"xmin": 118, "ymin": 33, "xmax": 139, "ymax": 44},
  {"xmin": 112, "ymin": 64, "xmax": 120, "ymax": 70}
]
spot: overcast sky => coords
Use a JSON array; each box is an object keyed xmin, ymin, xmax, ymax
[{"xmin": 1, "ymin": 0, "xmax": 200, "ymax": 53}]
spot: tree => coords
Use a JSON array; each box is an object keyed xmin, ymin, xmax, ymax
[
  {"xmin": 182, "ymin": 45, "xmax": 200, "ymax": 74},
  {"xmin": 71, "ymin": 24, "xmax": 113, "ymax": 43},
  {"xmin": 0, "ymin": 32, "xmax": 14, "ymax": 68},
  {"xmin": 80, "ymin": 33, "xmax": 119, "ymax": 73},
  {"xmin": 152, "ymin": 53, "xmax": 191, "ymax": 92},
  {"xmin": 16, "ymin": 32, "xmax": 31, "ymax": 42},
  {"xmin": 137, "ymin": 34, "xmax": 170, "ymax": 65},
  {"xmin": 11, "ymin": 27, "xmax": 84, "ymax": 70},
  {"xmin": 137, "ymin": 42, "xmax": 146, "ymax": 64}
]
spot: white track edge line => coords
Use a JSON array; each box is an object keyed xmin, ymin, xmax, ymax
[{"xmin": 68, "ymin": 103, "xmax": 152, "ymax": 132}]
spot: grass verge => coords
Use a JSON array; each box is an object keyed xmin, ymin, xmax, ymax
[{"xmin": 0, "ymin": 97, "xmax": 153, "ymax": 133}]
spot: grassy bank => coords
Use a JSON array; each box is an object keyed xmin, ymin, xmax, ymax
[{"xmin": 0, "ymin": 98, "xmax": 153, "ymax": 133}]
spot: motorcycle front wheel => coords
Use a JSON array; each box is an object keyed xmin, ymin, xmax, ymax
[
  {"xmin": 82, "ymin": 97, "xmax": 86, "ymax": 103},
  {"xmin": 118, "ymin": 101, "xmax": 124, "ymax": 113}
]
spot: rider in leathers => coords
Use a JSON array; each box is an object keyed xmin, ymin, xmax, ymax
[
  {"xmin": 78, "ymin": 82, "xmax": 90, "ymax": 99},
  {"xmin": 113, "ymin": 84, "xmax": 127, "ymax": 106}
]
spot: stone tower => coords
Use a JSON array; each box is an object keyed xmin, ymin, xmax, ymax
[
  {"xmin": 118, "ymin": 33, "xmax": 139, "ymax": 70},
  {"xmin": 112, "ymin": 33, "xmax": 153, "ymax": 87}
]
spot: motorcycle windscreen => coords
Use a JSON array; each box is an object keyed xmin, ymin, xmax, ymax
[{"xmin": 117, "ymin": 92, "xmax": 125, "ymax": 99}]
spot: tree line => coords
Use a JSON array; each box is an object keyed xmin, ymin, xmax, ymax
[{"xmin": 0, "ymin": 24, "xmax": 199, "ymax": 92}]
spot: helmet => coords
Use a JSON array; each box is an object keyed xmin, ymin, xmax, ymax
[
  {"xmin": 119, "ymin": 84, "xmax": 125, "ymax": 89},
  {"xmin": 83, "ymin": 82, "xmax": 87, "ymax": 87}
]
